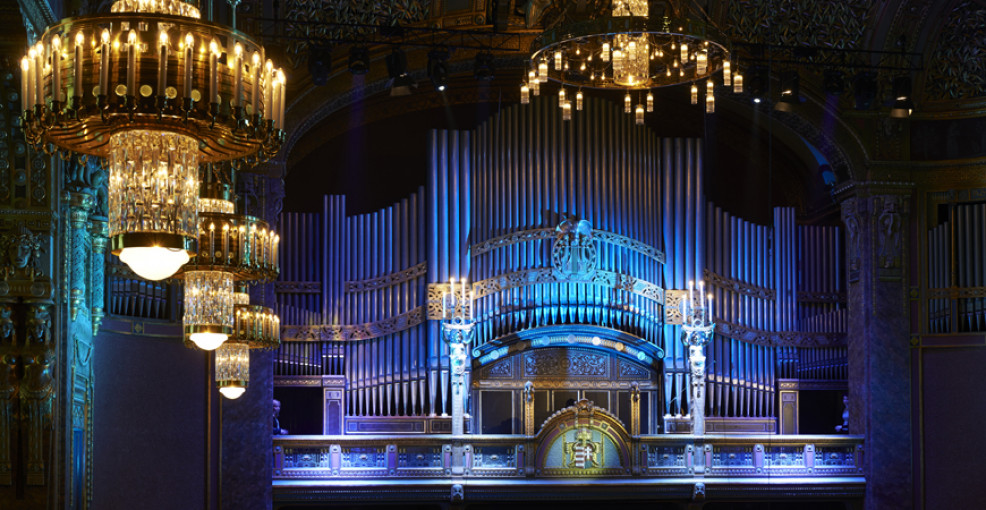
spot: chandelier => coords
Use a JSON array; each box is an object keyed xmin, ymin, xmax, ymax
[
  {"xmin": 215, "ymin": 289, "xmax": 281, "ymax": 399},
  {"xmin": 20, "ymin": 0, "xmax": 287, "ymax": 280},
  {"xmin": 524, "ymin": 0, "xmax": 730, "ymax": 122}
]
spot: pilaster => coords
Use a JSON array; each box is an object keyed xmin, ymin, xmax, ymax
[{"xmin": 839, "ymin": 181, "xmax": 913, "ymax": 510}]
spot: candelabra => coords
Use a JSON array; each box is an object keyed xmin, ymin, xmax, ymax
[
  {"xmin": 680, "ymin": 280, "xmax": 715, "ymax": 435},
  {"xmin": 441, "ymin": 277, "xmax": 475, "ymax": 437}
]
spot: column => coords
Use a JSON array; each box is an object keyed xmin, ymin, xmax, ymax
[{"xmin": 840, "ymin": 184, "xmax": 913, "ymax": 510}]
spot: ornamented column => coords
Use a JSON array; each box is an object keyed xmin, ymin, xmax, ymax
[{"xmin": 839, "ymin": 183, "xmax": 913, "ymax": 510}]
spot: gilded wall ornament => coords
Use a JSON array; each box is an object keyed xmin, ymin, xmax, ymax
[{"xmin": 0, "ymin": 225, "xmax": 44, "ymax": 281}]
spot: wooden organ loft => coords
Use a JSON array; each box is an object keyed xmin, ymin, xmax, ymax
[{"xmin": 269, "ymin": 98, "xmax": 862, "ymax": 506}]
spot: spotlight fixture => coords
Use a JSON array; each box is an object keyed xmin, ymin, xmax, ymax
[
  {"xmin": 349, "ymin": 46, "xmax": 370, "ymax": 75},
  {"xmin": 308, "ymin": 45, "xmax": 332, "ymax": 86},
  {"xmin": 774, "ymin": 71, "xmax": 800, "ymax": 112},
  {"xmin": 852, "ymin": 72, "xmax": 877, "ymax": 110},
  {"xmin": 473, "ymin": 51, "xmax": 495, "ymax": 81},
  {"xmin": 748, "ymin": 66, "xmax": 768, "ymax": 104},
  {"xmin": 386, "ymin": 49, "xmax": 413, "ymax": 96},
  {"xmin": 823, "ymin": 69, "xmax": 845, "ymax": 96},
  {"xmin": 890, "ymin": 76, "xmax": 913, "ymax": 118},
  {"xmin": 428, "ymin": 50, "xmax": 450, "ymax": 91}
]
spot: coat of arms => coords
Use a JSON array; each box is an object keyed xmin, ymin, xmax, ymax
[
  {"xmin": 563, "ymin": 427, "xmax": 604, "ymax": 469},
  {"xmin": 552, "ymin": 218, "xmax": 597, "ymax": 281}
]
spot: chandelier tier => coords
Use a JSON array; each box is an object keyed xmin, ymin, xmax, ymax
[
  {"xmin": 183, "ymin": 269, "xmax": 235, "ymax": 350},
  {"xmin": 19, "ymin": 0, "xmax": 286, "ymax": 161},
  {"xmin": 177, "ymin": 197, "xmax": 280, "ymax": 282},
  {"xmin": 215, "ymin": 340, "xmax": 249, "ymax": 399},
  {"xmin": 108, "ymin": 129, "xmax": 200, "ymax": 280},
  {"xmin": 212, "ymin": 290, "xmax": 279, "ymax": 399},
  {"xmin": 526, "ymin": 0, "xmax": 728, "ymax": 118}
]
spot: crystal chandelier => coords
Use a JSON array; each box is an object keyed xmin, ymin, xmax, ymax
[
  {"xmin": 20, "ymin": 0, "xmax": 286, "ymax": 280},
  {"xmin": 215, "ymin": 289, "xmax": 281, "ymax": 399},
  {"xmin": 179, "ymin": 187, "xmax": 279, "ymax": 351},
  {"xmin": 525, "ymin": 0, "xmax": 729, "ymax": 120}
]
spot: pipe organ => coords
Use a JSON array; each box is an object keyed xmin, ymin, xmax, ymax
[{"xmin": 272, "ymin": 97, "xmax": 848, "ymax": 436}]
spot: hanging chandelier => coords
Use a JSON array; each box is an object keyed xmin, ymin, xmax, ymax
[
  {"xmin": 215, "ymin": 288, "xmax": 281, "ymax": 399},
  {"xmin": 179, "ymin": 189, "xmax": 279, "ymax": 351},
  {"xmin": 524, "ymin": 0, "xmax": 730, "ymax": 121},
  {"xmin": 20, "ymin": 0, "xmax": 287, "ymax": 280}
]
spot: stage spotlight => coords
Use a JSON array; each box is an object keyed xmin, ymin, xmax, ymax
[
  {"xmin": 890, "ymin": 76, "xmax": 914, "ymax": 118},
  {"xmin": 474, "ymin": 51, "xmax": 495, "ymax": 81},
  {"xmin": 386, "ymin": 49, "xmax": 413, "ymax": 96},
  {"xmin": 823, "ymin": 70, "xmax": 845, "ymax": 96},
  {"xmin": 428, "ymin": 50, "xmax": 449, "ymax": 91},
  {"xmin": 348, "ymin": 46, "xmax": 370, "ymax": 75},
  {"xmin": 748, "ymin": 66, "xmax": 768, "ymax": 103},
  {"xmin": 308, "ymin": 45, "xmax": 332, "ymax": 86},
  {"xmin": 852, "ymin": 72, "xmax": 877, "ymax": 110},
  {"xmin": 774, "ymin": 71, "xmax": 800, "ymax": 112}
]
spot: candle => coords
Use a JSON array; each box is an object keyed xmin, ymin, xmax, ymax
[
  {"xmin": 251, "ymin": 51, "xmax": 260, "ymax": 113},
  {"xmin": 99, "ymin": 29, "xmax": 109, "ymax": 96},
  {"xmin": 232, "ymin": 43, "xmax": 243, "ymax": 108},
  {"xmin": 126, "ymin": 30, "xmax": 137, "ymax": 95},
  {"xmin": 209, "ymin": 39, "xmax": 219, "ymax": 104},
  {"xmin": 20, "ymin": 57, "xmax": 29, "ymax": 111},
  {"xmin": 706, "ymin": 293, "xmax": 713, "ymax": 321},
  {"xmin": 34, "ymin": 43, "xmax": 43, "ymax": 107},
  {"xmin": 263, "ymin": 60, "xmax": 273, "ymax": 120},
  {"xmin": 688, "ymin": 280, "xmax": 694, "ymax": 308},
  {"xmin": 51, "ymin": 35, "xmax": 61, "ymax": 103},
  {"xmin": 182, "ymin": 33, "xmax": 193, "ymax": 99},
  {"xmin": 271, "ymin": 70, "xmax": 281, "ymax": 128},
  {"xmin": 157, "ymin": 30, "xmax": 168, "ymax": 95},
  {"xmin": 74, "ymin": 32, "xmax": 84, "ymax": 100},
  {"xmin": 277, "ymin": 69, "xmax": 287, "ymax": 129}
]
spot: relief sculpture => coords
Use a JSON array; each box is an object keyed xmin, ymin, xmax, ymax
[
  {"xmin": 0, "ymin": 305, "xmax": 15, "ymax": 485},
  {"xmin": 22, "ymin": 304, "xmax": 53, "ymax": 486}
]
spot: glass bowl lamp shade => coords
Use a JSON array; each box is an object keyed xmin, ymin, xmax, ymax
[
  {"xmin": 215, "ymin": 341, "xmax": 249, "ymax": 399},
  {"xmin": 109, "ymin": 130, "xmax": 199, "ymax": 280},
  {"xmin": 183, "ymin": 270, "xmax": 234, "ymax": 350}
]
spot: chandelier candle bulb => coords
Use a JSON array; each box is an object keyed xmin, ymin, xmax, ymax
[
  {"xmin": 20, "ymin": 58, "xmax": 28, "ymax": 111},
  {"xmin": 209, "ymin": 40, "xmax": 219, "ymax": 104},
  {"xmin": 538, "ymin": 61, "xmax": 548, "ymax": 83},
  {"xmin": 680, "ymin": 42, "xmax": 688, "ymax": 63},
  {"xmin": 263, "ymin": 60, "xmax": 273, "ymax": 120},
  {"xmin": 100, "ymin": 30, "xmax": 109, "ymax": 97},
  {"xmin": 558, "ymin": 87, "xmax": 565, "ymax": 108},
  {"xmin": 723, "ymin": 60, "xmax": 731, "ymax": 86},
  {"xmin": 520, "ymin": 84, "xmax": 529, "ymax": 104},
  {"xmin": 182, "ymin": 34, "xmax": 193, "ymax": 99},
  {"xmin": 277, "ymin": 69, "xmax": 286, "ymax": 129},
  {"xmin": 51, "ymin": 35, "xmax": 61, "ymax": 103},
  {"xmin": 74, "ymin": 32, "xmax": 84, "ymax": 100},
  {"xmin": 691, "ymin": 83, "xmax": 698, "ymax": 104},
  {"xmin": 34, "ymin": 44, "xmax": 43, "ymax": 106},
  {"xmin": 251, "ymin": 52, "xmax": 260, "ymax": 113},
  {"xmin": 127, "ymin": 30, "xmax": 137, "ymax": 95},
  {"xmin": 554, "ymin": 50, "xmax": 562, "ymax": 70},
  {"xmin": 635, "ymin": 103, "xmax": 644, "ymax": 125},
  {"xmin": 624, "ymin": 92, "xmax": 631, "ymax": 113},
  {"xmin": 734, "ymin": 73, "xmax": 743, "ymax": 93},
  {"xmin": 158, "ymin": 31, "xmax": 168, "ymax": 96},
  {"xmin": 233, "ymin": 43, "xmax": 243, "ymax": 108},
  {"xmin": 646, "ymin": 91, "xmax": 653, "ymax": 112},
  {"xmin": 697, "ymin": 50, "xmax": 707, "ymax": 75},
  {"xmin": 271, "ymin": 74, "xmax": 280, "ymax": 127},
  {"xmin": 602, "ymin": 42, "xmax": 610, "ymax": 62},
  {"xmin": 576, "ymin": 90, "xmax": 583, "ymax": 110},
  {"xmin": 562, "ymin": 100, "xmax": 571, "ymax": 120}
]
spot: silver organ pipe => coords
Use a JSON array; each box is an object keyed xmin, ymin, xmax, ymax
[{"xmin": 271, "ymin": 96, "xmax": 851, "ymax": 431}]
